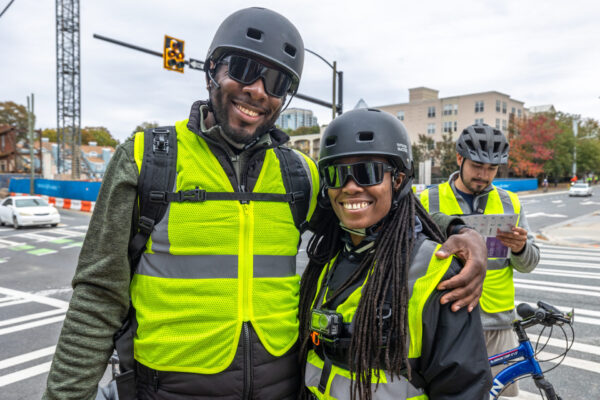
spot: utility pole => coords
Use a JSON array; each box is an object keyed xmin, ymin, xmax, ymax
[
  {"xmin": 93, "ymin": 34, "xmax": 343, "ymax": 117},
  {"xmin": 572, "ymin": 118, "xmax": 578, "ymax": 177},
  {"xmin": 27, "ymin": 94, "xmax": 35, "ymax": 194}
]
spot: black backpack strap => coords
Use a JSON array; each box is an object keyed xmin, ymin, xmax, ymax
[
  {"xmin": 128, "ymin": 126, "xmax": 178, "ymax": 266},
  {"xmin": 273, "ymin": 146, "xmax": 312, "ymax": 233}
]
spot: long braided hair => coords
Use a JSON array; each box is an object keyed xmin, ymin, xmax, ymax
[{"xmin": 298, "ymin": 190, "xmax": 445, "ymax": 400}]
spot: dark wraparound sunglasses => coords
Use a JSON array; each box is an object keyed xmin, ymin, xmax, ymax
[
  {"xmin": 219, "ymin": 55, "xmax": 293, "ymax": 98},
  {"xmin": 321, "ymin": 161, "xmax": 395, "ymax": 189}
]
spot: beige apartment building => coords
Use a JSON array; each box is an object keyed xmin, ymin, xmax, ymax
[{"xmin": 377, "ymin": 87, "xmax": 526, "ymax": 144}]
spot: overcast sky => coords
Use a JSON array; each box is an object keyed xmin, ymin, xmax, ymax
[{"xmin": 2, "ymin": 0, "xmax": 599, "ymax": 142}]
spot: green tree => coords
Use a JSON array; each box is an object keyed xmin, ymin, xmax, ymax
[
  {"xmin": 41, "ymin": 126, "xmax": 119, "ymax": 147},
  {"xmin": 289, "ymin": 125, "xmax": 320, "ymax": 136},
  {"xmin": 134, "ymin": 121, "xmax": 160, "ymax": 134},
  {"xmin": 434, "ymin": 132, "xmax": 456, "ymax": 178},
  {"xmin": 412, "ymin": 134, "xmax": 435, "ymax": 180},
  {"xmin": 0, "ymin": 101, "xmax": 29, "ymax": 142}
]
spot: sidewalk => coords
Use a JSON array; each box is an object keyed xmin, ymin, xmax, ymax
[{"xmin": 536, "ymin": 210, "xmax": 600, "ymax": 248}]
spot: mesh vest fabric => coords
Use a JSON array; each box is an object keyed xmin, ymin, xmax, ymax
[
  {"xmin": 420, "ymin": 182, "xmax": 521, "ymax": 313},
  {"xmin": 130, "ymin": 120, "xmax": 317, "ymax": 373},
  {"xmin": 305, "ymin": 241, "xmax": 452, "ymax": 399}
]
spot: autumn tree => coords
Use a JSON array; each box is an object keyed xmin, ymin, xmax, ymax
[
  {"xmin": 509, "ymin": 114, "xmax": 560, "ymax": 177},
  {"xmin": 0, "ymin": 101, "xmax": 29, "ymax": 141}
]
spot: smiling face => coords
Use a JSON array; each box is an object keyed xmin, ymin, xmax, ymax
[
  {"xmin": 209, "ymin": 59, "xmax": 284, "ymax": 144},
  {"xmin": 327, "ymin": 156, "xmax": 403, "ymax": 240},
  {"xmin": 455, "ymin": 154, "xmax": 499, "ymax": 194}
]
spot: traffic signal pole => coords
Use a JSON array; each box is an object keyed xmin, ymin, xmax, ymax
[{"xmin": 93, "ymin": 34, "xmax": 343, "ymax": 116}]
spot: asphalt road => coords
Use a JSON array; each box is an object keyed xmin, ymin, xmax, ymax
[{"xmin": 0, "ymin": 189, "xmax": 598, "ymax": 399}]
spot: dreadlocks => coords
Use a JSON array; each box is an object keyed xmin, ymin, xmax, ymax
[{"xmin": 298, "ymin": 192, "xmax": 445, "ymax": 400}]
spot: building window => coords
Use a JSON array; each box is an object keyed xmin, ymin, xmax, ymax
[
  {"xmin": 475, "ymin": 101, "xmax": 484, "ymax": 113},
  {"xmin": 475, "ymin": 118, "xmax": 484, "ymax": 125},
  {"xmin": 443, "ymin": 121, "xmax": 453, "ymax": 133},
  {"xmin": 427, "ymin": 106, "xmax": 436, "ymax": 118},
  {"xmin": 443, "ymin": 104, "xmax": 454, "ymax": 116},
  {"xmin": 502, "ymin": 119, "xmax": 507, "ymax": 132},
  {"xmin": 397, "ymin": 111, "xmax": 405, "ymax": 121},
  {"xmin": 496, "ymin": 100, "xmax": 501, "ymax": 112},
  {"xmin": 454, "ymin": 104, "xmax": 458, "ymax": 115},
  {"xmin": 1, "ymin": 136, "xmax": 4, "ymax": 151},
  {"xmin": 511, "ymin": 107, "xmax": 516, "ymax": 115},
  {"xmin": 496, "ymin": 119, "xmax": 500, "ymax": 129},
  {"xmin": 454, "ymin": 121, "xmax": 457, "ymax": 132},
  {"xmin": 517, "ymin": 109, "xmax": 522, "ymax": 118},
  {"xmin": 502, "ymin": 101, "xmax": 507, "ymax": 114},
  {"xmin": 427, "ymin": 123, "xmax": 435, "ymax": 134}
]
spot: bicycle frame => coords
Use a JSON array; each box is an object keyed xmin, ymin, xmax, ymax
[{"xmin": 488, "ymin": 339, "xmax": 542, "ymax": 399}]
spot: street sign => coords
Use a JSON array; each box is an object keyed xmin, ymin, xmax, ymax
[{"xmin": 188, "ymin": 58, "xmax": 205, "ymax": 71}]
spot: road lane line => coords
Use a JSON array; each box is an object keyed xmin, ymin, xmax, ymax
[
  {"xmin": 0, "ymin": 309, "xmax": 66, "ymax": 327},
  {"xmin": 530, "ymin": 268, "xmax": 600, "ymax": 280},
  {"xmin": 538, "ymin": 260, "xmax": 600, "ymax": 270},
  {"xmin": 514, "ymin": 283, "xmax": 600, "ymax": 298},
  {"xmin": 537, "ymin": 336, "xmax": 600, "ymax": 357},
  {"xmin": 0, "ymin": 299, "xmax": 30, "ymax": 308},
  {"xmin": 0, "ymin": 296, "xmax": 17, "ymax": 304},
  {"xmin": 541, "ymin": 248, "xmax": 600, "ymax": 257},
  {"xmin": 0, "ymin": 315, "xmax": 65, "ymax": 336},
  {"xmin": 536, "ymin": 351, "xmax": 600, "ymax": 374},
  {"xmin": 0, "ymin": 287, "xmax": 69, "ymax": 308},
  {"xmin": 514, "ymin": 278, "xmax": 600, "ymax": 293},
  {"xmin": 541, "ymin": 253, "xmax": 600, "ymax": 262},
  {"xmin": 0, "ymin": 346, "xmax": 55, "ymax": 370},
  {"xmin": 538, "ymin": 243, "xmax": 600, "ymax": 253},
  {"xmin": 0, "ymin": 361, "xmax": 52, "ymax": 387}
]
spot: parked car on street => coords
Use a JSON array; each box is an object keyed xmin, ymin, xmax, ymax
[
  {"xmin": 0, "ymin": 196, "xmax": 61, "ymax": 228},
  {"xmin": 568, "ymin": 183, "xmax": 593, "ymax": 197}
]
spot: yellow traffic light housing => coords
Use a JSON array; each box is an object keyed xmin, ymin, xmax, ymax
[{"xmin": 163, "ymin": 35, "xmax": 185, "ymax": 73}]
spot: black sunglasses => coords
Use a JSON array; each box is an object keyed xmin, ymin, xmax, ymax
[
  {"xmin": 219, "ymin": 54, "xmax": 293, "ymax": 98},
  {"xmin": 321, "ymin": 161, "xmax": 395, "ymax": 189}
]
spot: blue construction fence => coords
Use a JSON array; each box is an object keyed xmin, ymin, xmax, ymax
[
  {"xmin": 492, "ymin": 178, "xmax": 538, "ymax": 192},
  {"xmin": 9, "ymin": 178, "xmax": 101, "ymax": 202}
]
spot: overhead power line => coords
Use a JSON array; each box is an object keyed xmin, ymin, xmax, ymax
[{"xmin": 0, "ymin": 0, "xmax": 16, "ymax": 19}]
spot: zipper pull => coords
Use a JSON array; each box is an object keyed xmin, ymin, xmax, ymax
[{"xmin": 240, "ymin": 184, "xmax": 249, "ymax": 205}]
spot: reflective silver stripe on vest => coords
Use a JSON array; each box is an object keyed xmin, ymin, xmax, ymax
[
  {"xmin": 408, "ymin": 239, "xmax": 438, "ymax": 298},
  {"xmin": 254, "ymin": 255, "xmax": 296, "ymax": 277},
  {"xmin": 329, "ymin": 372, "xmax": 425, "ymax": 400},
  {"xmin": 487, "ymin": 258, "xmax": 509, "ymax": 270},
  {"xmin": 136, "ymin": 253, "xmax": 296, "ymax": 279},
  {"xmin": 496, "ymin": 188, "xmax": 515, "ymax": 214},
  {"xmin": 427, "ymin": 186, "xmax": 440, "ymax": 213}
]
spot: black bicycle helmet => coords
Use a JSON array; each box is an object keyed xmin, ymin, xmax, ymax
[
  {"xmin": 319, "ymin": 108, "xmax": 414, "ymax": 204},
  {"xmin": 319, "ymin": 108, "xmax": 412, "ymax": 173},
  {"xmin": 206, "ymin": 7, "xmax": 304, "ymax": 95},
  {"xmin": 456, "ymin": 123, "xmax": 509, "ymax": 164}
]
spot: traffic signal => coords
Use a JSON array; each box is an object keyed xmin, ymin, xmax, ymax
[{"xmin": 163, "ymin": 35, "xmax": 185, "ymax": 73}]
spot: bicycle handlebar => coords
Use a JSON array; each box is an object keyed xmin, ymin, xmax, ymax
[{"xmin": 516, "ymin": 301, "xmax": 573, "ymax": 327}]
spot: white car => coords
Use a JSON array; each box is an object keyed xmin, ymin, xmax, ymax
[
  {"xmin": 0, "ymin": 196, "xmax": 61, "ymax": 228},
  {"xmin": 568, "ymin": 183, "xmax": 593, "ymax": 197}
]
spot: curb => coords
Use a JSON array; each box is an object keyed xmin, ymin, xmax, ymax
[
  {"xmin": 10, "ymin": 192, "xmax": 95, "ymax": 213},
  {"xmin": 537, "ymin": 210, "xmax": 600, "ymax": 248}
]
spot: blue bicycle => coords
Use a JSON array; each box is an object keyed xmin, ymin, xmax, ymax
[{"xmin": 488, "ymin": 301, "xmax": 574, "ymax": 400}]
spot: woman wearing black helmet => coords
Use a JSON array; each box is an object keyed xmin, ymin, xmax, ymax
[{"xmin": 298, "ymin": 109, "xmax": 491, "ymax": 400}]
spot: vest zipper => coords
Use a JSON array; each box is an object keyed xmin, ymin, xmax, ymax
[{"xmin": 242, "ymin": 321, "xmax": 253, "ymax": 399}]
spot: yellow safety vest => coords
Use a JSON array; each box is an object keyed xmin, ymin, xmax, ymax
[
  {"xmin": 305, "ymin": 240, "xmax": 452, "ymax": 400},
  {"xmin": 130, "ymin": 119, "xmax": 319, "ymax": 374},
  {"xmin": 420, "ymin": 181, "xmax": 521, "ymax": 314}
]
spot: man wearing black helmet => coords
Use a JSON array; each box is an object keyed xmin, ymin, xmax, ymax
[
  {"xmin": 420, "ymin": 123, "xmax": 540, "ymax": 397},
  {"xmin": 44, "ymin": 8, "xmax": 487, "ymax": 400}
]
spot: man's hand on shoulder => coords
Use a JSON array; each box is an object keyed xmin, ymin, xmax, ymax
[{"xmin": 434, "ymin": 227, "xmax": 487, "ymax": 312}]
